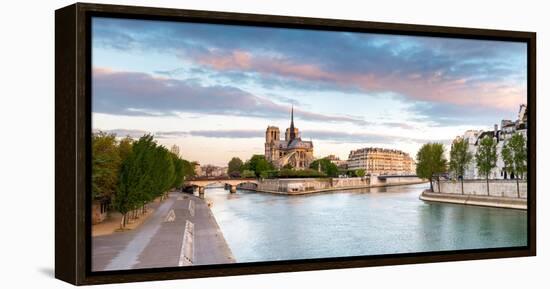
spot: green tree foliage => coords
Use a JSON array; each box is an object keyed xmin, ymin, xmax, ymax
[
  {"xmin": 416, "ymin": 143, "xmax": 447, "ymax": 191},
  {"xmin": 115, "ymin": 135, "xmax": 154, "ymax": 223},
  {"xmin": 227, "ymin": 157, "xmax": 244, "ymax": 177},
  {"xmin": 345, "ymin": 169, "xmax": 366, "ymax": 177},
  {"xmin": 309, "ymin": 158, "xmax": 339, "ymax": 177},
  {"xmin": 502, "ymin": 133, "xmax": 527, "ymax": 197},
  {"xmin": 475, "ymin": 136, "xmax": 498, "ymax": 195},
  {"xmin": 92, "ymin": 132, "xmax": 121, "ymax": 200},
  {"xmin": 151, "ymin": 146, "xmax": 175, "ymax": 198},
  {"xmin": 449, "ymin": 137, "xmax": 473, "ymax": 194},
  {"xmin": 241, "ymin": 169, "xmax": 256, "ymax": 178},
  {"xmin": 355, "ymin": 169, "xmax": 366, "ymax": 177},
  {"xmin": 276, "ymin": 168, "xmax": 327, "ymax": 178},
  {"xmin": 118, "ymin": 136, "xmax": 133, "ymax": 161},
  {"xmin": 181, "ymin": 159, "xmax": 195, "ymax": 180},
  {"xmin": 244, "ymin": 155, "xmax": 274, "ymax": 177},
  {"xmin": 92, "ymin": 133, "xmax": 195, "ymax": 228},
  {"xmin": 346, "ymin": 170, "xmax": 357, "ymax": 177},
  {"xmin": 112, "ymin": 134, "xmax": 194, "ymax": 228},
  {"xmin": 171, "ymin": 154, "xmax": 186, "ymax": 189}
]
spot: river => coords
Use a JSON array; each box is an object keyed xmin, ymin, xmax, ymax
[{"xmin": 205, "ymin": 183, "xmax": 527, "ymax": 263}]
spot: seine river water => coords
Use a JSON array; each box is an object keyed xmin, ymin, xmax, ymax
[{"xmin": 205, "ymin": 183, "xmax": 527, "ymax": 263}]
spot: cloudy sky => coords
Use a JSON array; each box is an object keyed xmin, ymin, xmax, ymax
[{"xmin": 92, "ymin": 17, "xmax": 527, "ymax": 166}]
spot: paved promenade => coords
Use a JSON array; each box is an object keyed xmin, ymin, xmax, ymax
[{"xmin": 92, "ymin": 192, "xmax": 235, "ymax": 271}]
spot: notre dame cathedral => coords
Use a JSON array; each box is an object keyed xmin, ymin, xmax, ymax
[{"xmin": 264, "ymin": 107, "xmax": 314, "ymax": 169}]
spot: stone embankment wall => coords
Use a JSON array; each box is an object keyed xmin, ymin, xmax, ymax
[
  {"xmin": 383, "ymin": 176, "xmax": 425, "ymax": 185},
  {"xmin": 256, "ymin": 178, "xmax": 333, "ymax": 193},
  {"xmin": 332, "ymin": 177, "xmax": 369, "ymax": 188},
  {"xmin": 250, "ymin": 176, "xmax": 425, "ymax": 194},
  {"xmin": 434, "ymin": 180, "xmax": 527, "ymax": 198},
  {"xmin": 238, "ymin": 182, "xmax": 259, "ymax": 190}
]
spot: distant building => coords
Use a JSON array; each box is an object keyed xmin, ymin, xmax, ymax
[
  {"xmin": 325, "ymin": 154, "xmax": 348, "ymax": 169},
  {"xmin": 211, "ymin": 166, "xmax": 228, "ymax": 177},
  {"xmin": 265, "ymin": 106, "xmax": 314, "ymax": 169},
  {"xmin": 201, "ymin": 165, "xmax": 228, "ymax": 178},
  {"xmin": 193, "ymin": 162, "xmax": 202, "ymax": 177},
  {"xmin": 461, "ymin": 104, "xmax": 528, "ymax": 180},
  {"xmin": 347, "ymin": 147, "xmax": 415, "ymax": 175}
]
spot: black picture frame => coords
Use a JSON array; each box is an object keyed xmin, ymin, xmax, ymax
[{"xmin": 55, "ymin": 2, "xmax": 536, "ymax": 285}]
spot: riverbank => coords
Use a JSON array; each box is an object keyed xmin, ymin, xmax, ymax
[
  {"xmin": 420, "ymin": 190, "xmax": 527, "ymax": 210},
  {"xmin": 244, "ymin": 180, "xmax": 428, "ymax": 195},
  {"xmin": 92, "ymin": 192, "xmax": 234, "ymax": 271}
]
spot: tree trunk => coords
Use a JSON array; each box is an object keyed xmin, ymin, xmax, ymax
[
  {"xmin": 437, "ymin": 176, "xmax": 441, "ymax": 193},
  {"xmin": 461, "ymin": 177, "xmax": 464, "ymax": 195},
  {"xmin": 120, "ymin": 213, "xmax": 125, "ymax": 229},
  {"xmin": 516, "ymin": 178, "xmax": 520, "ymax": 198},
  {"xmin": 429, "ymin": 179, "xmax": 433, "ymax": 192},
  {"xmin": 486, "ymin": 176, "xmax": 490, "ymax": 196}
]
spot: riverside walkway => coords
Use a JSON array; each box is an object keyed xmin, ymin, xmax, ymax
[{"xmin": 92, "ymin": 192, "xmax": 235, "ymax": 271}]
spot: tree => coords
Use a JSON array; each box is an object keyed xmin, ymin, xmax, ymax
[
  {"xmin": 245, "ymin": 155, "xmax": 274, "ymax": 178},
  {"xmin": 241, "ymin": 170, "xmax": 256, "ymax": 178},
  {"xmin": 309, "ymin": 158, "xmax": 339, "ymax": 177},
  {"xmin": 502, "ymin": 133, "xmax": 527, "ymax": 197},
  {"xmin": 449, "ymin": 137, "xmax": 473, "ymax": 194},
  {"xmin": 118, "ymin": 136, "xmax": 133, "ymax": 161},
  {"xmin": 416, "ymin": 143, "xmax": 447, "ymax": 192},
  {"xmin": 115, "ymin": 135, "xmax": 156, "ymax": 228},
  {"xmin": 276, "ymin": 168, "xmax": 326, "ymax": 178},
  {"xmin": 355, "ymin": 169, "xmax": 366, "ymax": 178},
  {"xmin": 170, "ymin": 144, "xmax": 180, "ymax": 157},
  {"xmin": 181, "ymin": 159, "xmax": 195, "ymax": 180},
  {"xmin": 346, "ymin": 170, "xmax": 357, "ymax": 177},
  {"xmin": 106, "ymin": 134, "xmax": 191, "ymax": 228},
  {"xmin": 114, "ymin": 135, "xmax": 177, "ymax": 228},
  {"xmin": 150, "ymin": 146, "xmax": 175, "ymax": 199},
  {"xmin": 171, "ymin": 155, "xmax": 196, "ymax": 189},
  {"xmin": 475, "ymin": 136, "xmax": 497, "ymax": 195},
  {"xmin": 227, "ymin": 157, "xmax": 244, "ymax": 177},
  {"xmin": 92, "ymin": 132, "xmax": 121, "ymax": 201},
  {"xmin": 171, "ymin": 156, "xmax": 185, "ymax": 189}
]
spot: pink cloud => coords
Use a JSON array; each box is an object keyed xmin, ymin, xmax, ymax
[
  {"xmin": 194, "ymin": 49, "xmax": 526, "ymax": 111},
  {"xmin": 198, "ymin": 50, "xmax": 252, "ymax": 70}
]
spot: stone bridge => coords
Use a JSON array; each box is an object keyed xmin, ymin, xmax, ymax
[{"xmin": 183, "ymin": 178, "xmax": 258, "ymax": 195}]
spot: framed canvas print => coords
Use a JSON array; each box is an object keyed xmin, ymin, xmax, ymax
[{"xmin": 55, "ymin": 2, "xmax": 536, "ymax": 285}]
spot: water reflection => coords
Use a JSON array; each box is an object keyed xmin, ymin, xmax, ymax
[{"xmin": 205, "ymin": 183, "xmax": 527, "ymax": 263}]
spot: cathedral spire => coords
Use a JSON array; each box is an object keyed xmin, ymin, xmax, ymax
[{"xmin": 289, "ymin": 105, "xmax": 296, "ymax": 141}]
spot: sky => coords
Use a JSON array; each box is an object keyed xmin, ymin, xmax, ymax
[{"xmin": 91, "ymin": 17, "xmax": 527, "ymax": 166}]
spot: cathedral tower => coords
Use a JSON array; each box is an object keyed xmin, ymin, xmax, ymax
[
  {"xmin": 265, "ymin": 126, "xmax": 280, "ymax": 162},
  {"xmin": 285, "ymin": 106, "xmax": 299, "ymax": 142}
]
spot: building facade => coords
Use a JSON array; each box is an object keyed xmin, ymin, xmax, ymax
[
  {"xmin": 200, "ymin": 165, "xmax": 228, "ymax": 178},
  {"xmin": 325, "ymin": 154, "xmax": 348, "ymax": 169},
  {"xmin": 193, "ymin": 162, "xmax": 202, "ymax": 177},
  {"xmin": 461, "ymin": 104, "xmax": 528, "ymax": 180},
  {"xmin": 347, "ymin": 147, "xmax": 415, "ymax": 175},
  {"xmin": 265, "ymin": 107, "xmax": 314, "ymax": 169}
]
